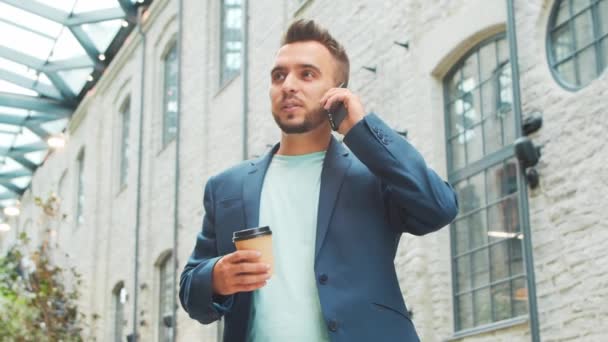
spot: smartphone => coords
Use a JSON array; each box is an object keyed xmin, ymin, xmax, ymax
[{"xmin": 326, "ymin": 83, "xmax": 348, "ymax": 131}]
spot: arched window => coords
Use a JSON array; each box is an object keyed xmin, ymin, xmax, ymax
[
  {"xmin": 220, "ymin": 0, "xmax": 242, "ymax": 84},
  {"xmin": 112, "ymin": 282, "xmax": 127, "ymax": 342},
  {"xmin": 547, "ymin": 0, "xmax": 608, "ymax": 89},
  {"xmin": 444, "ymin": 34, "xmax": 529, "ymax": 332},
  {"xmin": 158, "ymin": 252, "xmax": 174, "ymax": 342},
  {"xmin": 119, "ymin": 98, "xmax": 131, "ymax": 187},
  {"xmin": 162, "ymin": 43, "xmax": 178, "ymax": 146}
]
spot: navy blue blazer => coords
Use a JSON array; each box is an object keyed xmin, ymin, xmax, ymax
[{"xmin": 180, "ymin": 114, "xmax": 458, "ymax": 342}]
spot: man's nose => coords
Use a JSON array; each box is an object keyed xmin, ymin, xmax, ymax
[{"xmin": 281, "ymin": 74, "xmax": 298, "ymax": 94}]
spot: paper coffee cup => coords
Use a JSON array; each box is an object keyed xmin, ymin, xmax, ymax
[{"xmin": 232, "ymin": 226, "xmax": 273, "ymax": 274}]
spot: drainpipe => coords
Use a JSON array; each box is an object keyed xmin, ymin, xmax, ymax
[
  {"xmin": 171, "ymin": 0, "xmax": 183, "ymax": 340},
  {"xmin": 241, "ymin": 0, "xmax": 249, "ymax": 160},
  {"xmin": 505, "ymin": 1, "xmax": 541, "ymax": 342},
  {"xmin": 132, "ymin": 5, "xmax": 146, "ymax": 342}
]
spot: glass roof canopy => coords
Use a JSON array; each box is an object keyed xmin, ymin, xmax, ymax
[{"xmin": 0, "ymin": 0, "xmax": 138, "ymax": 209}]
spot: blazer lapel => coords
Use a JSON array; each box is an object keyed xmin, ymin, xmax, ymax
[
  {"xmin": 242, "ymin": 144, "xmax": 278, "ymax": 229},
  {"xmin": 315, "ymin": 137, "xmax": 352, "ymax": 261}
]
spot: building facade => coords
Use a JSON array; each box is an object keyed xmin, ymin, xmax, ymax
[{"xmin": 1, "ymin": 0, "xmax": 607, "ymax": 341}]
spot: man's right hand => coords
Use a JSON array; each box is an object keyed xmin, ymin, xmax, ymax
[{"xmin": 212, "ymin": 250, "xmax": 272, "ymax": 296}]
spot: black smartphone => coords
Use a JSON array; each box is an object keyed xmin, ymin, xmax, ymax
[{"xmin": 326, "ymin": 83, "xmax": 348, "ymax": 131}]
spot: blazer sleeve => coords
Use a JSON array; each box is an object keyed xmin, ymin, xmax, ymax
[
  {"xmin": 343, "ymin": 113, "xmax": 459, "ymax": 235},
  {"xmin": 179, "ymin": 175, "xmax": 233, "ymax": 324}
]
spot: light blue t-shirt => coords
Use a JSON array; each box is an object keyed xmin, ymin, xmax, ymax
[{"xmin": 248, "ymin": 151, "xmax": 330, "ymax": 342}]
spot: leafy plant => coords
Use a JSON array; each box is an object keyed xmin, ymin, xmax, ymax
[{"xmin": 0, "ymin": 194, "xmax": 98, "ymax": 341}]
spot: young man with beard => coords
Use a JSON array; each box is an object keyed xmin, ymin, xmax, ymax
[{"xmin": 180, "ymin": 19, "xmax": 458, "ymax": 342}]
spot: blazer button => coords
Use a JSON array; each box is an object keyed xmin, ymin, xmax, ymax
[
  {"xmin": 318, "ymin": 274, "xmax": 328, "ymax": 285},
  {"xmin": 328, "ymin": 319, "xmax": 338, "ymax": 332}
]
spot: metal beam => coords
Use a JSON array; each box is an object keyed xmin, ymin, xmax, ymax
[
  {"xmin": 64, "ymin": 8, "xmax": 126, "ymax": 26},
  {"xmin": 0, "ymin": 170, "xmax": 31, "ymax": 178},
  {"xmin": 0, "ymin": 192, "xmax": 18, "ymax": 200},
  {"xmin": 70, "ymin": 26, "xmax": 101, "ymax": 62},
  {"xmin": 0, "ymin": 113, "xmax": 25, "ymax": 126},
  {"xmin": 0, "ymin": 68, "xmax": 62, "ymax": 100},
  {"xmin": 10, "ymin": 142, "xmax": 48, "ymax": 154},
  {"xmin": 118, "ymin": 0, "xmax": 137, "ymax": 18},
  {"xmin": 0, "ymin": 46, "xmax": 46, "ymax": 72},
  {"xmin": 0, "ymin": 92, "xmax": 73, "ymax": 116},
  {"xmin": 0, "ymin": 47, "xmax": 79, "ymax": 100},
  {"xmin": 43, "ymin": 56, "xmax": 95, "ymax": 72},
  {"xmin": 10, "ymin": 156, "xmax": 37, "ymax": 172},
  {"xmin": 45, "ymin": 73, "xmax": 77, "ymax": 100},
  {"xmin": 0, "ymin": 181, "xmax": 24, "ymax": 195}
]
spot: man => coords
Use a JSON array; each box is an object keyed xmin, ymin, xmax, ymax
[{"xmin": 180, "ymin": 19, "xmax": 458, "ymax": 342}]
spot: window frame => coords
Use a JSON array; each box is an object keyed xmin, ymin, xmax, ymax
[
  {"xmin": 443, "ymin": 33, "xmax": 531, "ymax": 334},
  {"xmin": 75, "ymin": 148, "xmax": 85, "ymax": 227},
  {"xmin": 162, "ymin": 42, "xmax": 179, "ymax": 147},
  {"xmin": 546, "ymin": 0, "xmax": 608, "ymax": 91},
  {"xmin": 219, "ymin": 0, "xmax": 243, "ymax": 86},
  {"xmin": 112, "ymin": 282, "xmax": 126, "ymax": 342},
  {"xmin": 119, "ymin": 97, "xmax": 131, "ymax": 188},
  {"xmin": 158, "ymin": 253, "xmax": 174, "ymax": 342}
]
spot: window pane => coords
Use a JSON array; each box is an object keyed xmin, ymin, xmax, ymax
[
  {"xmin": 457, "ymin": 173, "xmax": 486, "ymax": 214},
  {"xmin": 473, "ymin": 288, "xmax": 492, "ymax": 325},
  {"xmin": 472, "ymin": 249, "xmax": 489, "ymax": 288},
  {"xmin": 509, "ymin": 239, "xmax": 525, "ymax": 276},
  {"xmin": 490, "ymin": 241, "xmax": 510, "ymax": 281},
  {"xmin": 467, "ymin": 211, "xmax": 488, "ymax": 251},
  {"xmin": 461, "ymin": 54, "xmax": 479, "ymax": 93},
  {"xmin": 555, "ymin": 0, "xmax": 571, "ymax": 26},
  {"xmin": 480, "ymin": 80, "xmax": 496, "ymax": 119},
  {"xmin": 552, "ymin": 25, "xmax": 574, "ymax": 63},
  {"xmin": 465, "ymin": 124, "xmax": 483, "ymax": 165},
  {"xmin": 556, "ymin": 59, "xmax": 577, "ymax": 84},
  {"xmin": 453, "ymin": 219, "xmax": 469, "ymax": 255},
  {"xmin": 602, "ymin": 38, "xmax": 608, "ymax": 67},
  {"xmin": 77, "ymin": 151, "xmax": 85, "ymax": 225},
  {"xmin": 221, "ymin": 0, "xmax": 242, "ymax": 84},
  {"xmin": 486, "ymin": 161, "xmax": 518, "ymax": 204},
  {"xmin": 572, "ymin": 0, "xmax": 591, "ymax": 14},
  {"xmin": 574, "ymin": 10, "xmax": 594, "ymax": 49},
  {"xmin": 120, "ymin": 100, "xmax": 130, "ymax": 187},
  {"xmin": 577, "ymin": 46, "xmax": 598, "ymax": 84},
  {"xmin": 491, "ymin": 281, "xmax": 512, "ymax": 321},
  {"xmin": 456, "ymin": 255, "xmax": 471, "ymax": 292},
  {"xmin": 512, "ymin": 277, "xmax": 528, "ymax": 316},
  {"xmin": 457, "ymin": 293, "xmax": 473, "ymax": 330},
  {"xmin": 448, "ymin": 99, "xmax": 465, "ymax": 137},
  {"xmin": 449, "ymin": 137, "xmax": 466, "ymax": 170},
  {"xmin": 479, "ymin": 42, "xmax": 498, "ymax": 82},
  {"xmin": 600, "ymin": 0, "xmax": 608, "ymax": 35},
  {"xmin": 163, "ymin": 45, "xmax": 178, "ymax": 145},
  {"xmin": 487, "ymin": 197, "xmax": 520, "ymax": 241},
  {"xmin": 447, "ymin": 71, "xmax": 462, "ymax": 101}
]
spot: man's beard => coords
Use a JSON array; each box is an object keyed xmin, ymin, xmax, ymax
[{"xmin": 273, "ymin": 106, "xmax": 326, "ymax": 134}]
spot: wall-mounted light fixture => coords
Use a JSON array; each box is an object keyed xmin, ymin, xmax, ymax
[
  {"xmin": 393, "ymin": 40, "xmax": 410, "ymax": 50},
  {"xmin": 0, "ymin": 223, "xmax": 10, "ymax": 232},
  {"xmin": 514, "ymin": 136, "xmax": 542, "ymax": 189},
  {"xmin": 47, "ymin": 133, "xmax": 67, "ymax": 149},
  {"xmin": 522, "ymin": 111, "xmax": 543, "ymax": 135},
  {"xmin": 362, "ymin": 66, "xmax": 377, "ymax": 73}
]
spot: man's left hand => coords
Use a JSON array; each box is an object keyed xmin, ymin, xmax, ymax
[{"xmin": 320, "ymin": 87, "xmax": 365, "ymax": 135}]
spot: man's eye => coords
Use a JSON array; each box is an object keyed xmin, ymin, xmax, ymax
[
  {"xmin": 302, "ymin": 70, "xmax": 314, "ymax": 78},
  {"xmin": 272, "ymin": 73, "xmax": 285, "ymax": 81}
]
